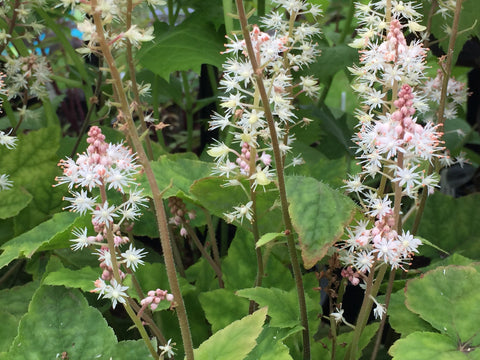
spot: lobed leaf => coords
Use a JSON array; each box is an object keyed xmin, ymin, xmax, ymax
[
  {"xmin": 389, "ymin": 332, "xmax": 470, "ymax": 360},
  {"xmin": 405, "ymin": 265, "xmax": 480, "ymax": 345},
  {"xmin": 285, "ymin": 176, "xmax": 356, "ymax": 269}
]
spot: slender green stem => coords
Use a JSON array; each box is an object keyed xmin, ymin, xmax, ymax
[
  {"xmin": 370, "ymin": 269, "xmax": 396, "ymax": 360},
  {"xmin": 152, "ymin": 75, "xmax": 167, "ymax": 150},
  {"xmin": 339, "ymin": 0, "xmax": 355, "ymax": 44},
  {"xmin": 99, "ymin": 185, "xmax": 158, "ymax": 359},
  {"xmin": 344, "ymin": 263, "xmax": 387, "ymax": 360},
  {"xmin": 235, "ymin": 1, "xmax": 310, "ymax": 358},
  {"xmin": 222, "ymin": 0, "xmax": 235, "ymax": 35},
  {"xmin": 91, "ymin": 5, "xmax": 194, "ymax": 358},
  {"xmin": 184, "ymin": 223, "xmax": 224, "ymax": 288},
  {"xmin": 257, "ymin": 0, "xmax": 265, "ymax": 17},
  {"xmin": 203, "ymin": 208, "xmax": 221, "ymax": 266},
  {"xmin": 181, "ymin": 71, "xmax": 194, "ymax": 152},
  {"xmin": 71, "ymin": 70, "xmax": 103, "ymax": 157},
  {"xmin": 126, "ymin": 0, "xmax": 154, "ymax": 160},
  {"xmin": 411, "ymin": 0, "xmax": 463, "ymax": 235}
]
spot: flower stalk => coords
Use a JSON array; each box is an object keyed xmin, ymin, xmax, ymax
[
  {"xmin": 90, "ymin": 2, "xmax": 194, "ymax": 358},
  {"xmin": 235, "ymin": 0, "xmax": 311, "ymax": 358}
]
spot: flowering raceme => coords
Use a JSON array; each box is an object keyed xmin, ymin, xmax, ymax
[
  {"xmin": 339, "ymin": 0, "xmax": 462, "ymax": 278},
  {"xmin": 56, "ymin": 126, "xmax": 150, "ymax": 308},
  {"xmin": 207, "ymin": 0, "xmax": 321, "ymax": 223}
]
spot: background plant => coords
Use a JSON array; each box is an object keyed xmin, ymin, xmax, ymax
[{"xmin": 0, "ymin": 0, "xmax": 479, "ymax": 359}]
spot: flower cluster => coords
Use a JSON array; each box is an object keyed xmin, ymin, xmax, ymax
[
  {"xmin": 56, "ymin": 126, "xmax": 149, "ymax": 308},
  {"xmin": 208, "ymin": 0, "xmax": 321, "ymax": 224},
  {"xmin": 167, "ymin": 197, "xmax": 196, "ymax": 237},
  {"xmin": 422, "ymin": 68, "xmax": 467, "ymax": 121},
  {"xmin": 140, "ymin": 289, "xmax": 174, "ymax": 311},
  {"xmin": 0, "ymin": 73, "xmax": 17, "ymax": 191},
  {"xmin": 3, "ymin": 53, "xmax": 52, "ymax": 101},
  {"xmin": 339, "ymin": 1, "xmax": 445, "ymax": 278}
]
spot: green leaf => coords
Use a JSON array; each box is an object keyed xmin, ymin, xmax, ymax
[
  {"xmin": 139, "ymin": 16, "xmax": 225, "ymax": 80},
  {"xmin": 6, "ymin": 286, "xmax": 118, "ymax": 359},
  {"xmin": 199, "ymin": 288, "xmax": 250, "ymax": 333},
  {"xmin": 412, "ymin": 192, "xmax": 480, "ymax": 259},
  {"xmin": 285, "ymin": 176, "xmax": 356, "ymax": 269},
  {"xmin": 0, "ymin": 212, "xmax": 79, "ymax": 269},
  {"xmin": 0, "ymin": 188, "xmax": 32, "ymax": 219},
  {"xmin": 0, "ymin": 311, "xmax": 17, "ymax": 353},
  {"xmin": 286, "ymin": 141, "xmax": 350, "ymax": 188},
  {"xmin": 307, "ymin": 43, "xmax": 359, "ymax": 82},
  {"xmin": 314, "ymin": 322, "xmax": 380, "ymax": 360},
  {"xmin": 190, "ymin": 177, "xmax": 283, "ymax": 234},
  {"xmin": 222, "ymin": 228, "xmax": 293, "ymax": 290},
  {"xmin": 194, "ymin": 307, "xmax": 267, "ymax": 360},
  {"xmin": 108, "ymin": 340, "xmax": 151, "ymax": 359},
  {"xmin": 43, "ymin": 266, "xmax": 100, "ymax": 292},
  {"xmin": 405, "ymin": 265, "xmax": 480, "ymax": 345},
  {"xmin": 256, "ymin": 232, "xmax": 286, "ymax": 248},
  {"xmin": 0, "ymin": 127, "xmax": 63, "ymax": 233},
  {"xmin": 245, "ymin": 325, "xmax": 297, "ymax": 360},
  {"xmin": 236, "ymin": 287, "xmax": 300, "ymax": 328},
  {"xmin": 0, "ymin": 281, "xmax": 39, "ymax": 321},
  {"xmin": 388, "ymin": 289, "xmax": 436, "ymax": 337},
  {"xmin": 389, "ymin": 332, "xmax": 469, "ymax": 360},
  {"xmin": 139, "ymin": 154, "xmax": 212, "ymax": 201}
]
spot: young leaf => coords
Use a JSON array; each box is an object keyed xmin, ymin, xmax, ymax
[
  {"xmin": 193, "ymin": 307, "xmax": 267, "ymax": 360},
  {"xmin": 198, "ymin": 288, "xmax": 250, "ymax": 333}
]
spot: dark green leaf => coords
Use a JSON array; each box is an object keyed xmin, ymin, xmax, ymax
[{"xmin": 139, "ymin": 17, "xmax": 225, "ymax": 80}]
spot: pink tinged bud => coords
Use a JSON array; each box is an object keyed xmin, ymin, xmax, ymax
[
  {"xmin": 371, "ymin": 227, "xmax": 380, "ymax": 236},
  {"xmin": 154, "ymin": 297, "xmax": 161, "ymax": 304},
  {"xmin": 188, "ymin": 211, "xmax": 196, "ymax": 220},
  {"xmin": 260, "ymin": 152, "xmax": 272, "ymax": 166},
  {"xmin": 395, "ymin": 125, "xmax": 403, "ymax": 136},
  {"xmin": 148, "ymin": 290, "xmax": 155, "ymax": 297},
  {"xmin": 101, "ymin": 270, "xmax": 110, "ymax": 280},
  {"xmin": 350, "ymin": 277, "xmax": 360, "ymax": 286},
  {"xmin": 180, "ymin": 227, "xmax": 188, "ymax": 237},
  {"xmin": 150, "ymin": 303, "xmax": 158, "ymax": 311},
  {"xmin": 114, "ymin": 236, "xmax": 123, "ymax": 246},
  {"xmin": 356, "ymin": 236, "xmax": 369, "ymax": 246},
  {"xmin": 166, "ymin": 294, "xmax": 174, "ymax": 302}
]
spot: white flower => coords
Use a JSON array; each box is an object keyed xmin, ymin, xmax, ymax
[
  {"xmin": 121, "ymin": 244, "xmax": 147, "ymax": 271},
  {"xmin": 159, "ymin": 338, "xmax": 176, "ymax": 358},
  {"xmin": 70, "ymin": 227, "xmax": 94, "ymax": 251},
  {"xmin": 370, "ymin": 295, "xmax": 386, "ymax": 320},
  {"xmin": 0, "ymin": 174, "xmax": 13, "ymax": 190},
  {"xmin": 103, "ymin": 279, "xmax": 129, "ymax": 309},
  {"xmin": 207, "ymin": 141, "xmax": 231, "ymax": 162},
  {"xmin": 92, "ymin": 201, "xmax": 118, "ymax": 228},
  {"xmin": 0, "ymin": 130, "xmax": 17, "ymax": 149},
  {"xmin": 63, "ymin": 190, "xmax": 97, "ymax": 215},
  {"xmin": 225, "ymin": 201, "xmax": 254, "ymax": 224}
]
